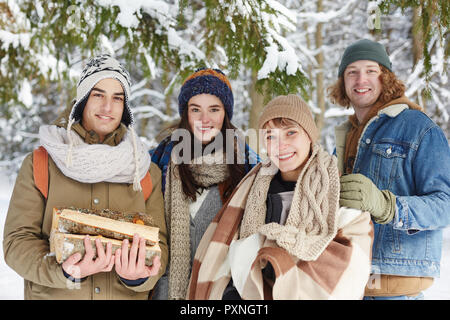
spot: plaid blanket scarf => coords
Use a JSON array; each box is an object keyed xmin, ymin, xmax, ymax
[{"xmin": 187, "ymin": 146, "xmax": 373, "ymax": 300}]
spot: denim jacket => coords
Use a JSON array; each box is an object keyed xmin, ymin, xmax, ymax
[{"xmin": 335, "ymin": 104, "xmax": 450, "ymax": 277}]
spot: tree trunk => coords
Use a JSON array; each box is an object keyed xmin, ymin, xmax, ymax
[
  {"xmin": 164, "ymin": 87, "xmax": 173, "ymax": 126},
  {"xmin": 153, "ymin": 67, "xmax": 175, "ymax": 142},
  {"xmin": 314, "ymin": 0, "xmax": 325, "ymax": 140},
  {"xmin": 248, "ymin": 71, "xmax": 267, "ymax": 153},
  {"xmin": 140, "ymin": 103, "xmax": 150, "ymax": 137},
  {"xmin": 304, "ymin": 22, "xmax": 313, "ymax": 81},
  {"xmin": 162, "ymin": 67, "xmax": 175, "ymax": 135},
  {"xmin": 412, "ymin": 7, "xmax": 424, "ymax": 66},
  {"xmin": 412, "ymin": 6, "xmax": 427, "ymax": 111}
]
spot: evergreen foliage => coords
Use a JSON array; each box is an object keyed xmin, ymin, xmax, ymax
[
  {"xmin": 378, "ymin": 0, "xmax": 449, "ymax": 79},
  {"xmin": 0, "ymin": 0, "xmax": 448, "ymax": 174}
]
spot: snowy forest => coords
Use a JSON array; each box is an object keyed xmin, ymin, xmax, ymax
[
  {"xmin": 0, "ymin": 0, "xmax": 450, "ymax": 300},
  {"xmin": 0, "ymin": 0, "xmax": 448, "ymax": 178}
]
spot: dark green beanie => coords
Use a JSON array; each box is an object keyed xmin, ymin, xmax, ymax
[{"xmin": 338, "ymin": 39, "xmax": 392, "ymax": 77}]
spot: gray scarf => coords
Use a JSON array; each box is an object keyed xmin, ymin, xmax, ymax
[{"xmin": 165, "ymin": 151, "xmax": 229, "ymax": 299}]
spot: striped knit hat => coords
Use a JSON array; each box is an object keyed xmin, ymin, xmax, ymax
[
  {"xmin": 258, "ymin": 94, "xmax": 319, "ymax": 143},
  {"xmin": 64, "ymin": 55, "xmax": 144, "ymax": 192},
  {"xmin": 70, "ymin": 54, "xmax": 133, "ymax": 126},
  {"xmin": 178, "ymin": 68, "xmax": 234, "ymax": 120}
]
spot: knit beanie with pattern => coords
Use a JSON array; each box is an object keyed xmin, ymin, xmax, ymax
[
  {"xmin": 178, "ymin": 68, "xmax": 234, "ymax": 120},
  {"xmin": 338, "ymin": 39, "xmax": 392, "ymax": 77},
  {"xmin": 258, "ymin": 94, "xmax": 319, "ymax": 143},
  {"xmin": 70, "ymin": 54, "xmax": 133, "ymax": 126},
  {"xmin": 64, "ymin": 54, "xmax": 144, "ymax": 192}
]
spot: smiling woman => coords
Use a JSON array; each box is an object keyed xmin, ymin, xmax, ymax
[
  {"xmin": 187, "ymin": 93, "xmax": 225, "ymax": 144},
  {"xmin": 187, "ymin": 94, "xmax": 373, "ymax": 300},
  {"xmin": 149, "ymin": 68, "xmax": 260, "ymax": 300},
  {"xmin": 263, "ymin": 119, "xmax": 312, "ymax": 182}
]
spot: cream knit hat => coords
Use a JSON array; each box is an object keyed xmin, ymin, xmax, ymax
[
  {"xmin": 64, "ymin": 54, "xmax": 144, "ymax": 192},
  {"xmin": 70, "ymin": 54, "xmax": 133, "ymax": 126},
  {"xmin": 258, "ymin": 94, "xmax": 318, "ymax": 143}
]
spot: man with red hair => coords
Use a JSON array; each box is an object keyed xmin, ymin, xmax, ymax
[{"xmin": 328, "ymin": 38, "xmax": 450, "ymax": 300}]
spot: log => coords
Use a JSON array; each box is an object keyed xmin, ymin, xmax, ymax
[
  {"xmin": 52, "ymin": 208, "xmax": 159, "ymax": 246},
  {"xmin": 52, "ymin": 207, "xmax": 155, "ymax": 231},
  {"xmin": 51, "ymin": 232, "xmax": 160, "ymax": 266}
]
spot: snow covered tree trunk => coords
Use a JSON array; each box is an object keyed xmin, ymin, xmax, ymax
[
  {"xmin": 249, "ymin": 71, "xmax": 266, "ymax": 153},
  {"xmin": 411, "ymin": 7, "xmax": 427, "ymax": 111},
  {"xmin": 314, "ymin": 0, "xmax": 325, "ymax": 139},
  {"xmin": 162, "ymin": 68, "xmax": 174, "ymax": 129}
]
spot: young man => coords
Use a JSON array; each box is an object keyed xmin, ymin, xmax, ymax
[
  {"xmin": 328, "ymin": 39, "xmax": 450, "ymax": 300},
  {"xmin": 3, "ymin": 54, "xmax": 168, "ymax": 300}
]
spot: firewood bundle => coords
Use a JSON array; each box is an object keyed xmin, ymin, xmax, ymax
[{"xmin": 49, "ymin": 208, "xmax": 160, "ymax": 266}]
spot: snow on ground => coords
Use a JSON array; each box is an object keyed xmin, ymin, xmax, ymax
[
  {"xmin": 0, "ymin": 173, "xmax": 23, "ymax": 299},
  {"xmin": 0, "ymin": 172, "xmax": 449, "ymax": 300},
  {"xmin": 424, "ymin": 227, "xmax": 450, "ymax": 299}
]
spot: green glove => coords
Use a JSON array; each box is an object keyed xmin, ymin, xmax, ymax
[{"xmin": 339, "ymin": 173, "xmax": 396, "ymax": 224}]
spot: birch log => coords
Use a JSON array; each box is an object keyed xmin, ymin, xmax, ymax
[
  {"xmin": 51, "ymin": 232, "xmax": 160, "ymax": 266},
  {"xmin": 52, "ymin": 208, "xmax": 159, "ymax": 246}
]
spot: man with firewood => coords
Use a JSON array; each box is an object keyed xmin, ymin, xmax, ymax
[{"xmin": 3, "ymin": 54, "xmax": 168, "ymax": 300}]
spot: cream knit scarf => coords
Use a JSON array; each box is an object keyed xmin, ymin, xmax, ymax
[
  {"xmin": 240, "ymin": 143, "xmax": 340, "ymax": 261},
  {"xmin": 165, "ymin": 150, "xmax": 229, "ymax": 300},
  {"xmin": 39, "ymin": 124, "xmax": 151, "ymax": 191}
]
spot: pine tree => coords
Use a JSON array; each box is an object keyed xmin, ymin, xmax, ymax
[
  {"xmin": 0, "ymin": 0, "xmax": 309, "ymax": 169},
  {"xmin": 378, "ymin": 0, "xmax": 449, "ymax": 79},
  {"xmin": 0, "ymin": 0, "xmax": 448, "ymax": 173}
]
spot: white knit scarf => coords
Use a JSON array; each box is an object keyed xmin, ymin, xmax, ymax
[{"xmin": 39, "ymin": 124, "xmax": 151, "ymax": 190}]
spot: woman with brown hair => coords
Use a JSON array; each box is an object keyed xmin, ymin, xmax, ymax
[
  {"xmin": 149, "ymin": 68, "xmax": 259, "ymax": 299},
  {"xmin": 186, "ymin": 94, "xmax": 373, "ymax": 300}
]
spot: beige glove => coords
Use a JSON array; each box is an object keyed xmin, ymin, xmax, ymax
[{"xmin": 339, "ymin": 173, "xmax": 396, "ymax": 224}]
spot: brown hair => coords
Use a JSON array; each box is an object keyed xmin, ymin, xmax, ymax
[
  {"xmin": 262, "ymin": 118, "xmax": 301, "ymax": 130},
  {"xmin": 261, "ymin": 117, "xmax": 313, "ymax": 159},
  {"xmin": 327, "ymin": 65, "xmax": 406, "ymax": 108},
  {"xmin": 174, "ymin": 107, "xmax": 246, "ymax": 202}
]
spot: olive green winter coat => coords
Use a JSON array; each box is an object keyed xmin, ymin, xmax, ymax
[{"xmin": 3, "ymin": 118, "xmax": 168, "ymax": 300}]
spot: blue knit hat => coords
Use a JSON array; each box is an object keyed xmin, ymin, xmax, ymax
[{"xmin": 178, "ymin": 68, "xmax": 234, "ymax": 120}]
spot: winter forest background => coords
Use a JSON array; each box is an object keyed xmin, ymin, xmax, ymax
[{"xmin": 0, "ymin": 0, "xmax": 449, "ymax": 299}]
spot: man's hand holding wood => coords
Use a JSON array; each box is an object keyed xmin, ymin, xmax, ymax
[{"xmin": 115, "ymin": 234, "xmax": 161, "ymax": 281}]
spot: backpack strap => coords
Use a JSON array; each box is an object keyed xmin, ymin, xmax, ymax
[
  {"xmin": 33, "ymin": 146, "xmax": 49, "ymax": 199},
  {"xmin": 32, "ymin": 146, "xmax": 152, "ymax": 201},
  {"xmin": 140, "ymin": 171, "xmax": 152, "ymax": 201}
]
